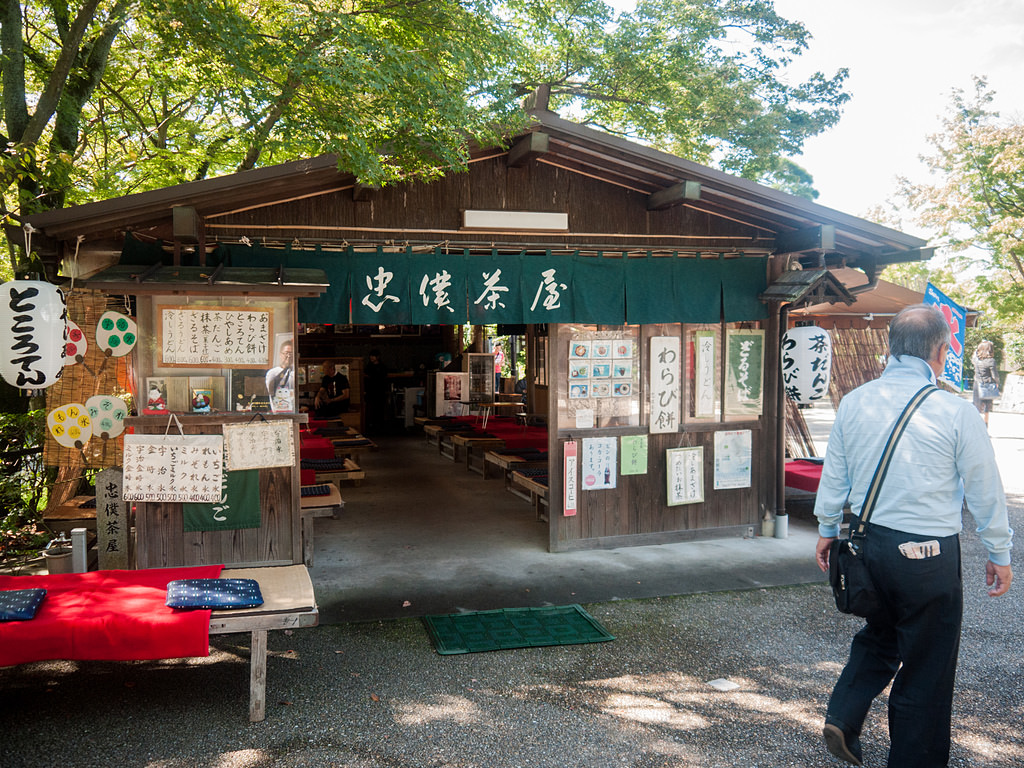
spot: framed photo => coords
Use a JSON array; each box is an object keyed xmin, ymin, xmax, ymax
[{"xmin": 143, "ymin": 378, "xmax": 169, "ymax": 415}]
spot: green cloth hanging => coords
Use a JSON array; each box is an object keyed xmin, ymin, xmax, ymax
[
  {"xmin": 573, "ymin": 253, "xmax": 626, "ymax": 324},
  {"xmin": 183, "ymin": 469, "xmax": 260, "ymax": 532},
  {"xmin": 674, "ymin": 257, "xmax": 723, "ymax": 323},
  {"xmin": 626, "ymin": 254, "xmax": 677, "ymax": 324},
  {"xmin": 351, "ymin": 248, "xmax": 412, "ymax": 324},
  {"xmin": 721, "ymin": 256, "xmax": 769, "ymax": 321},
  {"xmin": 410, "ymin": 249, "xmax": 469, "ymax": 324},
  {"xmin": 521, "ymin": 252, "xmax": 575, "ymax": 323},
  {"xmin": 467, "ymin": 251, "xmax": 523, "ymax": 325}
]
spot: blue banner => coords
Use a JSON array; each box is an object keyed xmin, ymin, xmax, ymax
[{"xmin": 924, "ymin": 282, "xmax": 967, "ymax": 388}]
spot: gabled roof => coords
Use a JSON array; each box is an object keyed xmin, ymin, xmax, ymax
[{"xmin": 22, "ymin": 109, "xmax": 929, "ymax": 273}]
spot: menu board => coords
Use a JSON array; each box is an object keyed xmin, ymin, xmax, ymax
[{"xmin": 159, "ymin": 305, "xmax": 273, "ymax": 367}]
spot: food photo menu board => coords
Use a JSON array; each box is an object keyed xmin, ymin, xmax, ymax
[{"xmin": 566, "ymin": 334, "xmax": 639, "ymax": 428}]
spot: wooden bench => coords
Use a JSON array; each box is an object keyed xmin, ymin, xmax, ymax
[
  {"xmin": 482, "ymin": 450, "xmax": 548, "ymax": 487},
  {"xmin": 212, "ymin": 565, "xmax": 319, "ymax": 721},
  {"xmin": 510, "ymin": 468, "xmax": 549, "ymax": 522},
  {"xmin": 299, "ymin": 482, "xmax": 344, "ymax": 567},
  {"xmin": 449, "ymin": 433, "xmax": 505, "ymax": 464}
]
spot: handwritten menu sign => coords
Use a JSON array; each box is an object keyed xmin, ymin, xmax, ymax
[
  {"xmin": 667, "ymin": 446, "xmax": 704, "ymax": 505},
  {"xmin": 620, "ymin": 434, "xmax": 648, "ymax": 475},
  {"xmin": 123, "ymin": 433, "xmax": 223, "ymax": 502},
  {"xmin": 223, "ymin": 422, "xmax": 295, "ymax": 470},
  {"xmin": 159, "ymin": 306, "xmax": 272, "ymax": 367},
  {"xmin": 650, "ymin": 336, "xmax": 680, "ymax": 433},
  {"xmin": 694, "ymin": 331, "xmax": 716, "ymax": 417}
]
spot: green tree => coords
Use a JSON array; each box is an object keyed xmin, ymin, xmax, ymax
[
  {"xmin": 902, "ymin": 79, "xmax": 1024, "ymax": 328},
  {"xmin": 3, "ymin": 0, "xmax": 849, "ymax": 275}
]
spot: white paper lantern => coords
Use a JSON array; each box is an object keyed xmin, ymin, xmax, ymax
[
  {"xmin": 782, "ymin": 325, "xmax": 832, "ymax": 405},
  {"xmin": 47, "ymin": 403, "xmax": 92, "ymax": 448},
  {"xmin": 86, "ymin": 394, "xmax": 129, "ymax": 439},
  {"xmin": 0, "ymin": 280, "xmax": 67, "ymax": 389}
]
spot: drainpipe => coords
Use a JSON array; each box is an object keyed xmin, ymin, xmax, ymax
[{"xmin": 775, "ymin": 302, "xmax": 791, "ymax": 538}]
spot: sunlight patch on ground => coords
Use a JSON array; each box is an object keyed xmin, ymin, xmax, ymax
[{"xmin": 393, "ymin": 694, "xmax": 482, "ymax": 726}]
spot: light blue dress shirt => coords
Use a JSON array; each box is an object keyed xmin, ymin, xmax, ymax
[{"xmin": 814, "ymin": 355, "xmax": 1012, "ymax": 566}]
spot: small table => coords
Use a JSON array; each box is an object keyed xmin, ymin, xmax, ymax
[{"xmin": 475, "ymin": 401, "xmax": 526, "ymax": 430}]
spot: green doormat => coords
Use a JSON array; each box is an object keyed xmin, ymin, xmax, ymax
[{"xmin": 423, "ymin": 604, "xmax": 615, "ymax": 654}]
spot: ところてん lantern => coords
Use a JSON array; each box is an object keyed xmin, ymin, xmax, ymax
[
  {"xmin": 782, "ymin": 325, "xmax": 832, "ymax": 405},
  {"xmin": 0, "ymin": 280, "xmax": 68, "ymax": 389}
]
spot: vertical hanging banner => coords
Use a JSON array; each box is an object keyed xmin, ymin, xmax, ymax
[
  {"xmin": 924, "ymin": 282, "xmax": 967, "ymax": 388},
  {"xmin": 620, "ymin": 434, "xmax": 648, "ymax": 475},
  {"xmin": 667, "ymin": 446, "xmax": 704, "ymax": 505},
  {"xmin": 694, "ymin": 331, "xmax": 716, "ymax": 417},
  {"xmin": 713, "ymin": 429, "xmax": 752, "ymax": 490},
  {"xmin": 724, "ymin": 329, "xmax": 764, "ymax": 417},
  {"xmin": 183, "ymin": 469, "xmax": 261, "ymax": 532},
  {"xmin": 564, "ymin": 440, "xmax": 578, "ymax": 516},
  {"xmin": 581, "ymin": 437, "xmax": 617, "ymax": 490},
  {"xmin": 650, "ymin": 337, "xmax": 681, "ymax": 433},
  {"xmin": 96, "ymin": 468, "xmax": 129, "ymax": 570}
]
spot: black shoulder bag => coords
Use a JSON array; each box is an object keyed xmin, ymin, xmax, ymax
[{"xmin": 829, "ymin": 384, "xmax": 939, "ymax": 620}]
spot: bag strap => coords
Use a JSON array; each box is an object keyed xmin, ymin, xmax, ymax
[{"xmin": 851, "ymin": 383, "xmax": 939, "ymax": 538}]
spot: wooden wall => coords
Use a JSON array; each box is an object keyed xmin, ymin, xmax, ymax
[{"xmin": 128, "ymin": 414, "xmax": 303, "ymax": 569}]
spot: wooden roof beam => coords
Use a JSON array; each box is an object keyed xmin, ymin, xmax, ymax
[
  {"xmin": 647, "ymin": 180, "xmax": 701, "ymax": 211},
  {"xmin": 507, "ymin": 132, "xmax": 550, "ymax": 167},
  {"xmin": 773, "ymin": 224, "xmax": 835, "ymax": 255}
]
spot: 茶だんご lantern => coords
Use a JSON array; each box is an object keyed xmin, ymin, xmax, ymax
[
  {"xmin": 0, "ymin": 280, "xmax": 68, "ymax": 389},
  {"xmin": 782, "ymin": 325, "xmax": 832, "ymax": 405}
]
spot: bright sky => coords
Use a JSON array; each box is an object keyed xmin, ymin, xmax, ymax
[{"xmin": 772, "ymin": 0, "xmax": 1024, "ymax": 232}]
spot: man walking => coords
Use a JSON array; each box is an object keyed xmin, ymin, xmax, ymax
[{"xmin": 814, "ymin": 304, "xmax": 1013, "ymax": 767}]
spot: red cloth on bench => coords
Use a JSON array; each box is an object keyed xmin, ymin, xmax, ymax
[
  {"xmin": 784, "ymin": 460, "xmax": 823, "ymax": 493},
  {"xmin": 0, "ymin": 565, "xmax": 223, "ymax": 667}
]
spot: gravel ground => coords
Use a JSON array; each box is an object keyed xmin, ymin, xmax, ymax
[{"xmin": 3, "ymin": 494, "xmax": 1022, "ymax": 768}]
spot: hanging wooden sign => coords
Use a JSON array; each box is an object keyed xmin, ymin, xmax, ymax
[
  {"xmin": 650, "ymin": 336, "xmax": 681, "ymax": 433},
  {"xmin": 667, "ymin": 446, "xmax": 704, "ymax": 505},
  {"xmin": 563, "ymin": 440, "xmax": 578, "ymax": 516},
  {"xmin": 223, "ymin": 421, "xmax": 295, "ymax": 470},
  {"xmin": 123, "ymin": 433, "xmax": 223, "ymax": 502},
  {"xmin": 158, "ymin": 305, "xmax": 273, "ymax": 367}
]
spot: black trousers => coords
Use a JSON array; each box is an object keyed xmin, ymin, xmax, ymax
[{"xmin": 827, "ymin": 523, "xmax": 963, "ymax": 768}]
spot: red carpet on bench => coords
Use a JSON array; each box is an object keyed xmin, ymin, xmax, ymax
[{"xmin": 0, "ymin": 565, "xmax": 223, "ymax": 667}]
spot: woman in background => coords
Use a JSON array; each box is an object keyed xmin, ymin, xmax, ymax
[{"xmin": 972, "ymin": 339, "xmax": 999, "ymax": 426}]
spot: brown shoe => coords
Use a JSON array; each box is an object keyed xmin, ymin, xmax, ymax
[{"xmin": 823, "ymin": 723, "xmax": 863, "ymax": 766}]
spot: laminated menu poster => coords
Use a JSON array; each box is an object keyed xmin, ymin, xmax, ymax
[
  {"xmin": 581, "ymin": 436, "xmax": 617, "ymax": 490},
  {"xmin": 122, "ymin": 433, "xmax": 224, "ymax": 502},
  {"xmin": 714, "ymin": 429, "xmax": 752, "ymax": 490}
]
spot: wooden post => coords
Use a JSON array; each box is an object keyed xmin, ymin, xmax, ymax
[{"xmin": 96, "ymin": 468, "xmax": 130, "ymax": 569}]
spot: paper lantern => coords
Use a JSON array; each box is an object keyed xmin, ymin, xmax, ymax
[
  {"xmin": 86, "ymin": 394, "xmax": 129, "ymax": 439},
  {"xmin": 64, "ymin": 320, "xmax": 88, "ymax": 366},
  {"xmin": 96, "ymin": 311, "xmax": 137, "ymax": 357},
  {"xmin": 47, "ymin": 403, "xmax": 92, "ymax": 448},
  {"xmin": 782, "ymin": 325, "xmax": 832, "ymax": 405},
  {"xmin": 0, "ymin": 280, "xmax": 68, "ymax": 388}
]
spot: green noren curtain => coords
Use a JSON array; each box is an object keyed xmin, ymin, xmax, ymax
[
  {"xmin": 521, "ymin": 252, "xmax": 575, "ymax": 323},
  {"xmin": 675, "ymin": 257, "xmax": 723, "ymax": 323},
  {"xmin": 467, "ymin": 251, "xmax": 523, "ymax": 325},
  {"xmin": 626, "ymin": 254, "xmax": 678, "ymax": 324},
  {"xmin": 351, "ymin": 248, "xmax": 412, "ymax": 325},
  {"xmin": 573, "ymin": 254, "xmax": 626, "ymax": 324},
  {"xmin": 722, "ymin": 256, "xmax": 769, "ymax": 321},
  {"xmin": 410, "ymin": 249, "xmax": 469, "ymax": 324}
]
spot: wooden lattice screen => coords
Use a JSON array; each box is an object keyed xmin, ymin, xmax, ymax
[{"xmin": 43, "ymin": 290, "xmax": 132, "ymax": 510}]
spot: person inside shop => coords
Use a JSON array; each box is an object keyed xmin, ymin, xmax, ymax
[
  {"xmin": 364, "ymin": 348, "xmax": 389, "ymax": 433},
  {"xmin": 266, "ymin": 338, "xmax": 295, "ymax": 411},
  {"xmin": 314, "ymin": 361, "xmax": 350, "ymax": 417}
]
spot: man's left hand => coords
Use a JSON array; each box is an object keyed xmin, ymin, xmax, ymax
[
  {"xmin": 816, "ymin": 536, "xmax": 835, "ymax": 573},
  {"xmin": 987, "ymin": 561, "xmax": 1013, "ymax": 597}
]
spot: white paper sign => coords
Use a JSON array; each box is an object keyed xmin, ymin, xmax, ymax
[
  {"xmin": 123, "ymin": 433, "xmax": 224, "ymax": 502},
  {"xmin": 581, "ymin": 436, "xmax": 617, "ymax": 490},
  {"xmin": 695, "ymin": 331, "xmax": 716, "ymax": 417},
  {"xmin": 160, "ymin": 306, "xmax": 271, "ymax": 366},
  {"xmin": 223, "ymin": 422, "xmax": 295, "ymax": 470},
  {"xmin": 667, "ymin": 446, "xmax": 704, "ymax": 505},
  {"xmin": 714, "ymin": 429, "xmax": 752, "ymax": 490},
  {"xmin": 650, "ymin": 336, "xmax": 681, "ymax": 433}
]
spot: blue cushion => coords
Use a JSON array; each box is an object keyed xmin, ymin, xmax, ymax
[
  {"xmin": 165, "ymin": 579, "xmax": 263, "ymax": 609},
  {"xmin": 0, "ymin": 588, "xmax": 47, "ymax": 621}
]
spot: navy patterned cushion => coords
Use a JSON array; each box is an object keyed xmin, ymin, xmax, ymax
[
  {"xmin": 165, "ymin": 578, "xmax": 263, "ymax": 609},
  {"xmin": 0, "ymin": 588, "xmax": 47, "ymax": 621}
]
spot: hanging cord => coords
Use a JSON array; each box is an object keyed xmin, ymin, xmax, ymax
[
  {"xmin": 68, "ymin": 235, "xmax": 85, "ymax": 293},
  {"xmin": 22, "ymin": 223, "xmax": 35, "ymax": 267}
]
